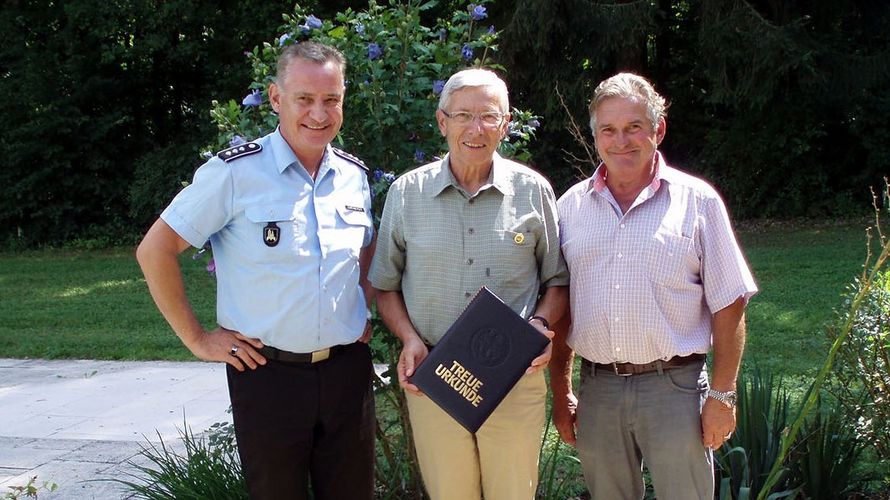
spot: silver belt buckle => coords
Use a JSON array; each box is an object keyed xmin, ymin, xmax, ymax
[
  {"xmin": 612, "ymin": 363, "xmax": 632, "ymax": 376},
  {"xmin": 311, "ymin": 348, "xmax": 331, "ymax": 363}
]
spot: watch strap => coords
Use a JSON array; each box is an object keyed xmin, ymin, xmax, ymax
[
  {"xmin": 529, "ymin": 315, "xmax": 550, "ymax": 330},
  {"xmin": 707, "ymin": 389, "xmax": 737, "ymax": 409}
]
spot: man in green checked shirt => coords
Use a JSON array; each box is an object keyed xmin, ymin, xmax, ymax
[{"xmin": 370, "ymin": 68, "xmax": 568, "ymax": 500}]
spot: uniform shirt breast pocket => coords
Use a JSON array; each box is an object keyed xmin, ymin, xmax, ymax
[
  {"xmin": 335, "ymin": 204, "xmax": 372, "ymax": 255},
  {"xmin": 645, "ymin": 231, "xmax": 698, "ymax": 288},
  {"xmin": 244, "ymin": 204, "xmax": 303, "ymax": 260}
]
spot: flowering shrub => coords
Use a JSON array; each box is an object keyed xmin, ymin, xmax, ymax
[{"xmin": 207, "ymin": 0, "xmax": 538, "ymax": 192}]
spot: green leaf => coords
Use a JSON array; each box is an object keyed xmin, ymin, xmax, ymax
[{"xmin": 328, "ymin": 26, "xmax": 347, "ymax": 39}]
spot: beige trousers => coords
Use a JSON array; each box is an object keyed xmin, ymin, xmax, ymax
[{"xmin": 406, "ymin": 370, "xmax": 546, "ymax": 500}]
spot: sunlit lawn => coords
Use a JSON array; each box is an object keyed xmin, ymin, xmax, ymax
[
  {"xmin": 739, "ymin": 220, "xmax": 871, "ymax": 379},
  {"xmin": 0, "ymin": 247, "xmax": 216, "ymax": 360},
  {"xmin": 0, "ymin": 219, "xmax": 881, "ymax": 495},
  {"xmin": 0, "ymin": 219, "xmax": 875, "ymax": 383}
]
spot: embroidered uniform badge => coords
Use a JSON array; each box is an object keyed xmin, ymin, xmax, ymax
[{"xmin": 263, "ymin": 222, "xmax": 280, "ymax": 247}]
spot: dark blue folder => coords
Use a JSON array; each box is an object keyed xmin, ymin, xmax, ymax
[{"xmin": 409, "ymin": 286, "xmax": 549, "ymax": 433}]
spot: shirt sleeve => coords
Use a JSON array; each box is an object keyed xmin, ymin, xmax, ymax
[
  {"xmin": 160, "ymin": 158, "xmax": 234, "ymax": 248},
  {"xmin": 536, "ymin": 180, "xmax": 570, "ymax": 288},
  {"xmin": 369, "ymin": 180, "xmax": 406, "ymax": 291},
  {"xmin": 699, "ymin": 192, "xmax": 759, "ymax": 313},
  {"xmin": 361, "ymin": 171, "xmax": 375, "ymax": 247}
]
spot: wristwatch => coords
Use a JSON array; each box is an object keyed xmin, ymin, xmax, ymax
[
  {"xmin": 707, "ymin": 389, "xmax": 737, "ymax": 409},
  {"xmin": 529, "ymin": 315, "xmax": 550, "ymax": 330}
]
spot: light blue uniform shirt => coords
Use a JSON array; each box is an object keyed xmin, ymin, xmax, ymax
[{"xmin": 161, "ymin": 128, "xmax": 374, "ymax": 352}]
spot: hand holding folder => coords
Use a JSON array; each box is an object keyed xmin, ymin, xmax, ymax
[{"xmin": 408, "ymin": 286, "xmax": 551, "ymax": 433}]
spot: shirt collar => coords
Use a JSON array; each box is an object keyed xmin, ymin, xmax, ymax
[
  {"xmin": 586, "ymin": 151, "xmax": 666, "ymax": 195},
  {"xmin": 429, "ymin": 152, "xmax": 514, "ymax": 198},
  {"xmin": 269, "ymin": 127, "xmax": 298, "ymax": 174},
  {"xmin": 269, "ymin": 127, "xmax": 335, "ymax": 178}
]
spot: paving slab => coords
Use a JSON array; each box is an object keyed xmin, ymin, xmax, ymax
[{"xmin": 0, "ymin": 358, "xmax": 231, "ymax": 498}]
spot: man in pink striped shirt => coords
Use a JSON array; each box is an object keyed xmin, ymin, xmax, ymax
[{"xmin": 550, "ymin": 73, "xmax": 758, "ymax": 499}]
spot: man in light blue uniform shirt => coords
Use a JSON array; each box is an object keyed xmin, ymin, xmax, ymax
[{"xmin": 137, "ymin": 42, "xmax": 376, "ymax": 500}]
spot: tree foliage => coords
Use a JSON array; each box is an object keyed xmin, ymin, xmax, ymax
[
  {"xmin": 495, "ymin": 0, "xmax": 890, "ymax": 217},
  {"xmin": 0, "ymin": 0, "xmax": 293, "ymax": 246},
  {"xmin": 1, "ymin": 0, "xmax": 889, "ymax": 246}
]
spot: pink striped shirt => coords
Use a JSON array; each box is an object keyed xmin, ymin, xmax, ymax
[{"xmin": 557, "ymin": 153, "xmax": 758, "ymax": 364}]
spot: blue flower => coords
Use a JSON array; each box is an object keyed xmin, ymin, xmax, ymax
[
  {"xmin": 230, "ymin": 135, "xmax": 246, "ymax": 146},
  {"xmin": 469, "ymin": 4, "xmax": 487, "ymax": 21},
  {"xmin": 242, "ymin": 89, "xmax": 262, "ymax": 107},
  {"xmin": 528, "ymin": 119, "xmax": 541, "ymax": 128},
  {"xmin": 306, "ymin": 15, "xmax": 323, "ymax": 30},
  {"xmin": 414, "ymin": 149, "xmax": 426, "ymax": 162},
  {"xmin": 384, "ymin": 172, "xmax": 396, "ymax": 183},
  {"xmin": 368, "ymin": 42, "xmax": 382, "ymax": 60},
  {"xmin": 487, "ymin": 25, "xmax": 495, "ymax": 34},
  {"xmin": 432, "ymin": 80, "xmax": 446, "ymax": 95},
  {"xmin": 461, "ymin": 44, "xmax": 474, "ymax": 61},
  {"xmin": 278, "ymin": 33, "xmax": 291, "ymax": 46},
  {"xmin": 373, "ymin": 169, "xmax": 384, "ymax": 182},
  {"xmin": 355, "ymin": 23, "xmax": 365, "ymax": 35}
]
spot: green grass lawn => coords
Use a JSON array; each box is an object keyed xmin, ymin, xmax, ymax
[
  {"xmin": 739, "ymin": 220, "xmax": 872, "ymax": 378},
  {"xmin": 0, "ymin": 247, "xmax": 216, "ymax": 360},
  {"xmin": 0, "ymin": 220, "xmax": 876, "ymax": 380}
]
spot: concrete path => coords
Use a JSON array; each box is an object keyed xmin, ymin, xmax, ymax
[{"xmin": 0, "ymin": 358, "xmax": 232, "ymax": 499}]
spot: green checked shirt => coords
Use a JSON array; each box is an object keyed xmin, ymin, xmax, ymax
[{"xmin": 370, "ymin": 153, "xmax": 569, "ymax": 345}]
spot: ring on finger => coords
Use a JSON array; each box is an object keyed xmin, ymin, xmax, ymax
[{"xmin": 229, "ymin": 345, "xmax": 239, "ymax": 356}]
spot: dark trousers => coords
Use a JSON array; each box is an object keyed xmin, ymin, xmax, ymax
[{"xmin": 226, "ymin": 342, "xmax": 375, "ymax": 500}]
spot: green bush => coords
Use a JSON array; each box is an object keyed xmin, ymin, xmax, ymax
[
  {"xmin": 207, "ymin": 0, "xmax": 538, "ymax": 178},
  {"xmin": 116, "ymin": 426, "xmax": 247, "ymax": 499},
  {"xmin": 830, "ymin": 266, "xmax": 890, "ymax": 490},
  {"xmin": 716, "ymin": 368, "xmax": 797, "ymax": 499},
  {"xmin": 791, "ymin": 398, "xmax": 862, "ymax": 500}
]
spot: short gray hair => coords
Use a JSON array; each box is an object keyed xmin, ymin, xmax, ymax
[
  {"xmin": 589, "ymin": 73, "xmax": 667, "ymax": 134},
  {"xmin": 438, "ymin": 69, "xmax": 509, "ymax": 114},
  {"xmin": 276, "ymin": 42, "xmax": 346, "ymax": 87}
]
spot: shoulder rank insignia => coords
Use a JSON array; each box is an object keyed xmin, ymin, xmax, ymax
[
  {"xmin": 331, "ymin": 147, "xmax": 369, "ymax": 171},
  {"xmin": 217, "ymin": 142, "xmax": 262, "ymax": 162}
]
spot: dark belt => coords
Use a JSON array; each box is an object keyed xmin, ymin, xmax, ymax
[
  {"xmin": 259, "ymin": 344, "xmax": 347, "ymax": 364},
  {"xmin": 585, "ymin": 353, "xmax": 705, "ymax": 376}
]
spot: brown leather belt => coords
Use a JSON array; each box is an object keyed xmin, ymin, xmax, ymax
[
  {"xmin": 259, "ymin": 344, "xmax": 347, "ymax": 364},
  {"xmin": 585, "ymin": 353, "xmax": 706, "ymax": 376}
]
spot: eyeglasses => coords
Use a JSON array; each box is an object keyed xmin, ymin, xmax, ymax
[{"xmin": 441, "ymin": 110, "xmax": 504, "ymax": 127}]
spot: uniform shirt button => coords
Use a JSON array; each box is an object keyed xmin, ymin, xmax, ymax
[
  {"xmin": 468, "ymin": 228, "xmax": 474, "ymax": 235},
  {"xmin": 467, "ymin": 258, "xmax": 474, "ymax": 265},
  {"xmin": 465, "ymin": 292, "xmax": 471, "ymax": 298}
]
